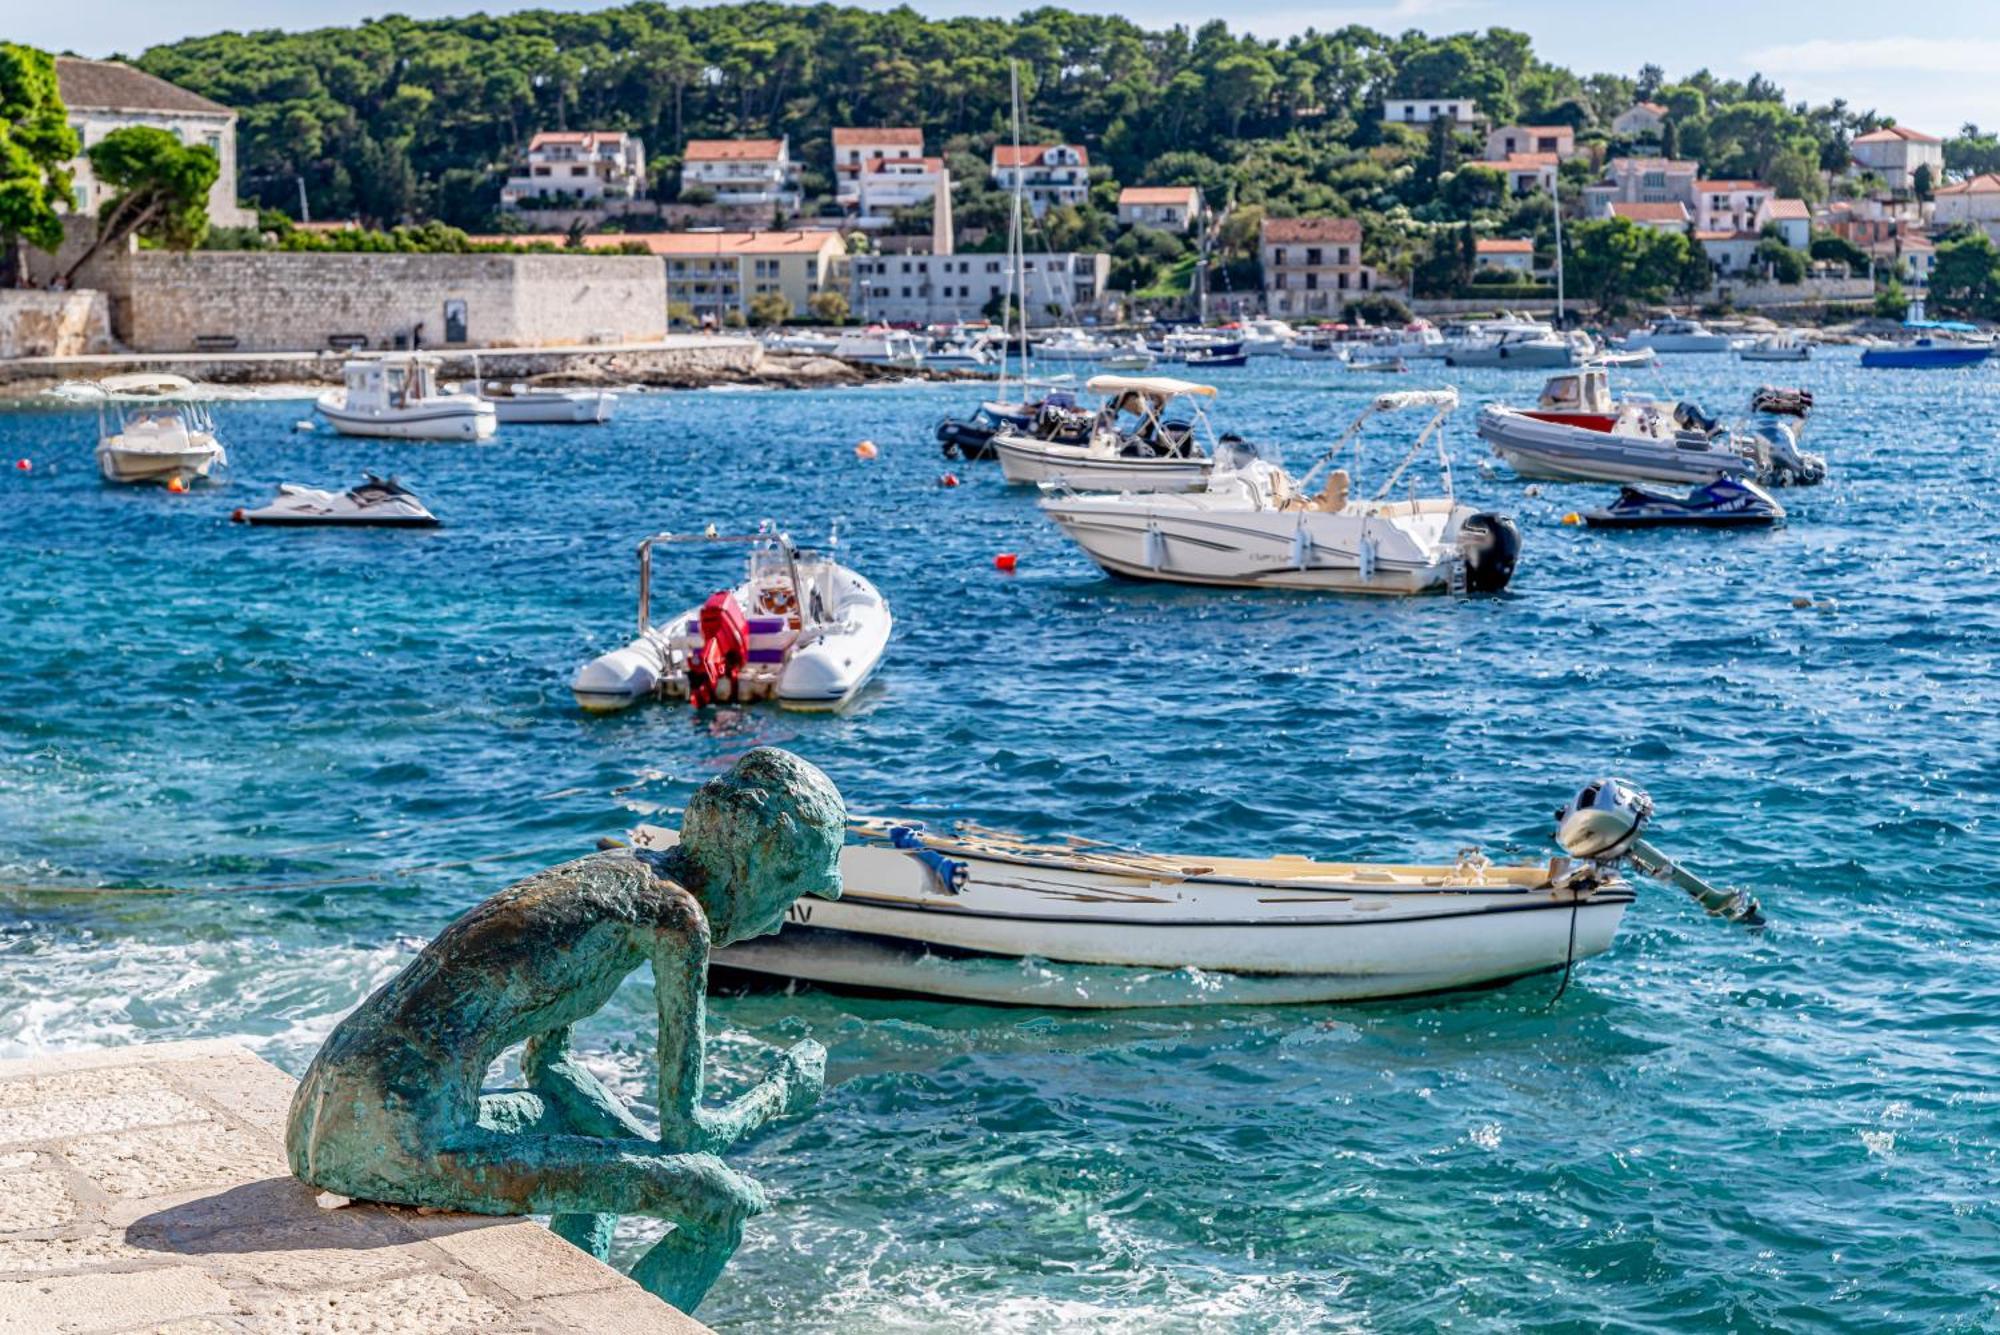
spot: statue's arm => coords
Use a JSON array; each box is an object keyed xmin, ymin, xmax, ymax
[
  {"xmin": 524, "ymin": 1025, "xmax": 654, "ymax": 1142},
  {"xmin": 655, "ymin": 914, "xmax": 824, "ymax": 1154}
]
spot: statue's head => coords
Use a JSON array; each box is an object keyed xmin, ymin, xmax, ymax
[{"xmin": 679, "ymin": 748, "xmax": 844, "ymax": 945}]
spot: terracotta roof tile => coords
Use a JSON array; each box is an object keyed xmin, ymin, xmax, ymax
[
  {"xmin": 1260, "ymin": 216, "xmax": 1363, "ymax": 244},
  {"xmin": 1609, "ymin": 201, "xmax": 1690, "ymax": 222},
  {"xmin": 1476, "ymin": 238, "xmax": 1534, "ymax": 253},
  {"xmin": 1119, "ymin": 186, "xmax": 1201, "ymax": 205},
  {"xmin": 991, "ymin": 144, "xmax": 1089, "ymax": 169},
  {"xmin": 684, "ymin": 139, "xmax": 786, "ymax": 162},
  {"xmin": 1854, "ymin": 125, "xmax": 1940, "ymax": 145},
  {"xmin": 834, "ymin": 127, "xmax": 923, "ymax": 147}
]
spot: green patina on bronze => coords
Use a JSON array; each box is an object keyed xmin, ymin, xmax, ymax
[{"xmin": 286, "ymin": 747, "xmax": 844, "ymax": 1314}]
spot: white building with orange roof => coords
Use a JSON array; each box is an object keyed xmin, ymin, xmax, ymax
[
  {"xmin": 681, "ymin": 138, "xmax": 802, "ymax": 209},
  {"xmin": 1932, "ymin": 173, "xmax": 2000, "ymax": 240},
  {"xmin": 1762, "ymin": 197, "xmax": 1812, "ymax": 250},
  {"xmin": 1116, "ymin": 185, "xmax": 1206, "ymax": 232},
  {"xmin": 1612, "ymin": 102, "xmax": 1668, "ymax": 140},
  {"xmin": 1694, "ymin": 180, "xmax": 1774, "ymax": 233},
  {"xmin": 1582, "ymin": 157, "xmax": 1700, "ymax": 218},
  {"xmin": 1608, "ymin": 200, "xmax": 1692, "ymax": 232},
  {"xmin": 990, "ymin": 143, "xmax": 1089, "ymax": 217},
  {"xmin": 832, "ymin": 127, "xmax": 925, "ymax": 203},
  {"xmin": 1493, "ymin": 153, "xmax": 1559, "ymax": 196},
  {"xmin": 1850, "ymin": 125, "xmax": 1944, "ymax": 191},
  {"xmin": 614, "ymin": 229, "xmax": 846, "ymax": 321},
  {"xmin": 853, "ymin": 156, "xmax": 954, "ymax": 251},
  {"xmin": 502, "ymin": 130, "xmax": 647, "ymax": 209},
  {"xmin": 1474, "ymin": 237, "xmax": 1535, "ymax": 274}
]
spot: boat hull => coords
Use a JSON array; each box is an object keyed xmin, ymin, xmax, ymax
[
  {"xmin": 1447, "ymin": 343, "xmax": 1574, "ymax": 368},
  {"xmin": 993, "ymin": 435, "xmax": 1211, "ymax": 492},
  {"xmin": 487, "ymin": 392, "xmax": 615, "ymax": 424},
  {"xmin": 317, "ymin": 395, "xmax": 496, "ymax": 441},
  {"xmin": 95, "ymin": 441, "xmax": 224, "ymax": 486},
  {"xmin": 1478, "ymin": 407, "xmax": 1753, "ymax": 485},
  {"xmin": 1860, "ymin": 345, "xmax": 1993, "ymax": 368}
]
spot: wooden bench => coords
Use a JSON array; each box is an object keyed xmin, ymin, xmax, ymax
[
  {"xmin": 193, "ymin": 334, "xmax": 240, "ymax": 351},
  {"xmin": 326, "ymin": 333, "xmax": 369, "ymax": 351}
]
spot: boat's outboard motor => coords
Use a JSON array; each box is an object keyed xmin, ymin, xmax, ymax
[
  {"xmin": 1555, "ymin": 777, "xmax": 1762, "ymax": 925},
  {"xmin": 1457, "ymin": 512, "xmax": 1521, "ymax": 593},
  {"xmin": 1744, "ymin": 418, "xmax": 1827, "ymax": 486}
]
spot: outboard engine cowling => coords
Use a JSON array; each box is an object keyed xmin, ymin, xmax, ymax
[{"xmin": 1458, "ymin": 512, "xmax": 1521, "ymax": 593}]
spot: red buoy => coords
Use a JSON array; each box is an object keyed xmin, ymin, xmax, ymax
[
  {"xmin": 994, "ymin": 553, "xmax": 1018, "ymax": 572},
  {"xmin": 940, "ymin": 473, "xmax": 960, "ymax": 488},
  {"xmin": 13, "ymin": 459, "xmax": 28, "ymax": 472}
]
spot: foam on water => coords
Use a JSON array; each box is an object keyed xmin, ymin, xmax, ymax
[{"xmin": 3, "ymin": 351, "xmax": 1998, "ymax": 1329}]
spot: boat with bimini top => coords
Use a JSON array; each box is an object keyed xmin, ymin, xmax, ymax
[
  {"xmin": 54, "ymin": 374, "xmax": 228, "ymax": 487},
  {"xmin": 992, "ymin": 375, "xmax": 1224, "ymax": 492},
  {"xmin": 318, "ymin": 355, "xmax": 495, "ymax": 441}
]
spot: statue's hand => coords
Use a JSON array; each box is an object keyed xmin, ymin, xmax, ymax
[{"xmin": 773, "ymin": 1040, "xmax": 826, "ymax": 1117}]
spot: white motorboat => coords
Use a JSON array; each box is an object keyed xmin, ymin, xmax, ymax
[
  {"xmin": 1099, "ymin": 344, "xmax": 1157, "ymax": 372},
  {"xmin": 1237, "ymin": 318, "xmax": 1299, "ymax": 356},
  {"xmin": 1477, "ymin": 368, "xmax": 1826, "ymax": 486},
  {"xmin": 764, "ymin": 330, "xmax": 840, "ymax": 355},
  {"xmin": 572, "ymin": 529, "xmax": 891, "ymax": 713},
  {"xmin": 1281, "ymin": 328, "xmax": 1351, "ymax": 361},
  {"xmin": 1157, "ymin": 328, "xmax": 1243, "ymax": 364},
  {"xmin": 1447, "ymin": 322, "xmax": 1578, "ymax": 368},
  {"xmin": 1033, "ymin": 328, "xmax": 1119, "ymax": 363},
  {"xmin": 993, "ymin": 374, "xmax": 1220, "ymax": 492},
  {"xmin": 1365, "ymin": 322, "xmax": 1449, "ymax": 360},
  {"xmin": 1620, "ymin": 317, "xmax": 1733, "ymax": 353},
  {"xmin": 317, "ymin": 356, "xmax": 495, "ymax": 441},
  {"xmin": 634, "ymin": 777, "xmax": 1754, "ymax": 1008},
  {"xmin": 1041, "ymin": 388, "xmax": 1521, "ymax": 595},
  {"xmin": 230, "ymin": 474, "xmax": 440, "ymax": 527},
  {"xmin": 833, "ymin": 328, "xmax": 925, "ymax": 369},
  {"xmin": 55, "ymin": 374, "xmax": 228, "ymax": 487},
  {"xmin": 924, "ymin": 338, "xmax": 998, "ymax": 370},
  {"xmin": 475, "ymin": 381, "xmax": 617, "ymax": 423},
  {"xmin": 1738, "ymin": 333, "xmax": 1812, "ymax": 363}
]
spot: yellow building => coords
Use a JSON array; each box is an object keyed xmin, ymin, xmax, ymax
[{"xmin": 480, "ymin": 230, "xmax": 849, "ymax": 323}]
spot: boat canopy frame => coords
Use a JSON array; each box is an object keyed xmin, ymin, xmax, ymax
[
  {"xmin": 634, "ymin": 528, "xmax": 816, "ymax": 639},
  {"xmin": 1295, "ymin": 387, "xmax": 1460, "ymax": 504}
]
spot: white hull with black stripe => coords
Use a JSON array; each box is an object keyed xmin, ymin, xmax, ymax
[
  {"xmin": 633, "ymin": 826, "xmax": 1634, "ymax": 1007},
  {"xmin": 316, "ymin": 393, "xmax": 496, "ymax": 441}
]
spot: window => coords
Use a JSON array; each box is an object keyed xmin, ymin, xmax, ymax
[
  {"xmin": 1336, "ymin": 272, "xmax": 1347, "ymax": 290},
  {"xmin": 1306, "ymin": 272, "xmax": 1319, "ymax": 290},
  {"xmin": 205, "ymin": 132, "xmax": 222, "ymax": 155},
  {"xmin": 1336, "ymin": 247, "xmax": 1349, "ymax": 265},
  {"xmin": 1273, "ymin": 247, "xmax": 1286, "ymax": 267},
  {"xmin": 1643, "ymin": 171, "xmax": 1665, "ymax": 189},
  {"xmin": 1305, "ymin": 248, "xmax": 1322, "ymax": 266}
]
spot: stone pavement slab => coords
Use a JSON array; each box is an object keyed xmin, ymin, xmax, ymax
[{"xmin": 0, "ymin": 1040, "xmax": 707, "ymax": 1334}]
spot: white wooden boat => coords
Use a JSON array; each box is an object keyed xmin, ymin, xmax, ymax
[
  {"xmin": 476, "ymin": 382, "xmax": 617, "ymax": 423},
  {"xmin": 1620, "ymin": 317, "xmax": 1732, "ymax": 353},
  {"xmin": 625, "ymin": 787, "xmax": 1711, "ymax": 1007},
  {"xmin": 318, "ymin": 356, "xmax": 495, "ymax": 441},
  {"xmin": 1737, "ymin": 333, "xmax": 1811, "ymax": 363},
  {"xmin": 833, "ymin": 329, "xmax": 925, "ymax": 368},
  {"xmin": 572, "ymin": 529, "xmax": 890, "ymax": 713},
  {"xmin": 1041, "ymin": 389, "xmax": 1520, "ymax": 595},
  {"xmin": 993, "ymin": 374, "xmax": 1219, "ymax": 492}
]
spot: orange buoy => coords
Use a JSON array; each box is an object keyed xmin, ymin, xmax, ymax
[
  {"xmin": 940, "ymin": 473, "xmax": 960, "ymax": 488},
  {"xmin": 1561, "ymin": 512, "xmax": 1581, "ymax": 525},
  {"xmin": 855, "ymin": 440, "xmax": 878, "ymax": 460},
  {"xmin": 994, "ymin": 553, "xmax": 1018, "ymax": 572},
  {"xmin": 167, "ymin": 476, "xmax": 188, "ymax": 494},
  {"xmin": 230, "ymin": 508, "xmax": 247, "ymax": 523}
]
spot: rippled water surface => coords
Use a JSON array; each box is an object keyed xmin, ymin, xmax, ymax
[{"xmin": 3, "ymin": 352, "xmax": 1997, "ymax": 1331}]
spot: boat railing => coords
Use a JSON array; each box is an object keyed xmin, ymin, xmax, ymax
[{"xmin": 635, "ymin": 530, "xmax": 811, "ymax": 638}]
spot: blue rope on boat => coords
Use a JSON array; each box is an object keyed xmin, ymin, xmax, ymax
[{"xmin": 888, "ymin": 824, "xmax": 969, "ymax": 894}]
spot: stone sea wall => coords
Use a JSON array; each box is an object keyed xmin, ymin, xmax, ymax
[
  {"xmin": 0, "ymin": 291, "xmax": 113, "ymax": 358},
  {"xmin": 82, "ymin": 251, "xmax": 668, "ymax": 354}
]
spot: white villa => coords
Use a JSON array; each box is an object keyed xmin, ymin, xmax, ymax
[
  {"xmin": 55, "ymin": 57, "xmax": 255, "ymax": 227},
  {"xmin": 1850, "ymin": 125, "xmax": 1945, "ymax": 191},
  {"xmin": 1583, "ymin": 157, "xmax": 1701, "ymax": 217},
  {"xmin": 1932, "ymin": 173, "xmax": 2000, "ymax": 240},
  {"xmin": 1116, "ymin": 186, "xmax": 1206, "ymax": 232},
  {"xmin": 1694, "ymin": 180, "xmax": 1775, "ymax": 234},
  {"xmin": 1474, "ymin": 237, "xmax": 1535, "ymax": 274},
  {"xmin": 833, "ymin": 127, "xmax": 925, "ymax": 204},
  {"xmin": 853, "ymin": 156, "xmax": 954, "ymax": 252},
  {"xmin": 848, "ymin": 250, "xmax": 1109, "ymax": 325},
  {"xmin": 1608, "ymin": 201, "xmax": 1692, "ymax": 232},
  {"xmin": 1382, "ymin": 98, "xmax": 1480, "ymax": 128},
  {"xmin": 1612, "ymin": 102, "xmax": 1669, "ymax": 139},
  {"xmin": 681, "ymin": 138, "xmax": 802, "ymax": 209},
  {"xmin": 501, "ymin": 130, "xmax": 646, "ymax": 209},
  {"xmin": 1484, "ymin": 125, "xmax": 1578, "ymax": 161},
  {"xmin": 990, "ymin": 144, "xmax": 1090, "ymax": 218}
]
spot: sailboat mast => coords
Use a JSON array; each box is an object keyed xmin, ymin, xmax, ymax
[
  {"xmin": 1008, "ymin": 60, "xmax": 1030, "ymax": 390},
  {"xmin": 1552, "ymin": 171, "xmax": 1565, "ymax": 326}
]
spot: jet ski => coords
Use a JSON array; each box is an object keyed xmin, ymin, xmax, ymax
[
  {"xmin": 231, "ymin": 475, "xmax": 440, "ymax": 527},
  {"xmin": 1581, "ymin": 477, "xmax": 1785, "ymax": 529}
]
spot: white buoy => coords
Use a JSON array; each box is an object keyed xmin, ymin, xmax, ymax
[{"xmin": 293, "ymin": 419, "xmax": 316, "ymax": 433}]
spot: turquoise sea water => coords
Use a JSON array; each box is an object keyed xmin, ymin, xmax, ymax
[{"xmin": 2, "ymin": 353, "xmax": 1996, "ymax": 1330}]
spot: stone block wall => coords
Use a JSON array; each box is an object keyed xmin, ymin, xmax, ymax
[
  {"xmin": 0, "ymin": 290, "xmax": 114, "ymax": 358},
  {"xmin": 87, "ymin": 250, "xmax": 667, "ymax": 353}
]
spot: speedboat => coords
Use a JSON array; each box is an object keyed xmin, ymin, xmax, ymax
[
  {"xmin": 937, "ymin": 391, "xmax": 1089, "ymax": 461},
  {"xmin": 475, "ymin": 381, "xmax": 616, "ymax": 424},
  {"xmin": 318, "ymin": 356, "xmax": 495, "ymax": 441},
  {"xmin": 1099, "ymin": 343, "xmax": 1157, "ymax": 372},
  {"xmin": 1477, "ymin": 368, "xmax": 1826, "ymax": 486},
  {"xmin": 1237, "ymin": 318, "xmax": 1299, "ymax": 356},
  {"xmin": 924, "ymin": 339, "xmax": 998, "ymax": 370},
  {"xmin": 1364, "ymin": 322, "xmax": 1448, "ymax": 360},
  {"xmin": 1157, "ymin": 328, "xmax": 1243, "ymax": 364},
  {"xmin": 1281, "ymin": 328, "xmax": 1350, "ymax": 361},
  {"xmin": 1738, "ymin": 333, "xmax": 1811, "ymax": 363},
  {"xmin": 1034, "ymin": 328, "xmax": 1119, "ymax": 363},
  {"xmin": 1446, "ymin": 316, "xmax": 1577, "ymax": 368},
  {"xmin": 1346, "ymin": 356, "xmax": 1408, "ymax": 374},
  {"xmin": 1861, "ymin": 319, "xmax": 1995, "ymax": 368},
  {"xmin": 993, "ymin": 375, "xmax": 1220, "ymax": 492},
  {"xmin": 1041, "ymin": 388, "xmax": 1521, "ymax": 595},
  {"xmin": 1580, "ymin": 477, "xmax": 1786, "ymax": 529},
  {"xmin": 56, "ymin": 374, "xmax": 228, "ymax": 486},
  {"xmin": 230, "ymin": 475, "xmax": 440, "ymax": 528},
  {"xmin": 1181, "ymin": 338, "xmax": 1247, "ymax": 368},
  {"xmin": 633, "ymin": 776, "xmax": 1751, "ymax": 1007},
  {"xmin": 1619, "ymin": 317, "xmax": 1732, "ymax": 353},
  {"xmin": 571, "ymin": 528, "xmax": 891, "ymax": 713},
  {"xmin": 764, "ymin": 330, "xmax": 840, "ymax": 355},
  {"xmin": 833, "ymin": 328, "xmax": 926, "ymax": 369}
]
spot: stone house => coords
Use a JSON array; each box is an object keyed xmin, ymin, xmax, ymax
[
  {"xmin": 1259, "ymin": 217, "xmax": 1382, "ymax": 317},
  {"xmin": 55, "ymin": 57, "xmax": 255, "ymax": 228}
]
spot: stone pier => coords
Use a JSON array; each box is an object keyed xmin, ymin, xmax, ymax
[{"xmin": 0, "ymin": 1040, "xmax": 706, "ymax": 1333}]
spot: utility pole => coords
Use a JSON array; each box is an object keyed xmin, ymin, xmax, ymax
[{"xmin": 297, "ymin": 175, "xmax": 311, "ymax": 225}]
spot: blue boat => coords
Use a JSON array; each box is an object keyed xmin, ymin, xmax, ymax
[{"xmin": 1861, "ymin": 318, "xmax": 1996, "ymax": 368}]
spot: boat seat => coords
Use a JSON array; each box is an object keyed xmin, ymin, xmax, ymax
[{"xmin": 1307, "ymin": 470, "xmax": 1351, "ymax": 513}]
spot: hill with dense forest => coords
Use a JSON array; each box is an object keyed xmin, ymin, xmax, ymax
[{"xmin": 128, "ymin": 3, "xmax": 1954, "ymax": 231}]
